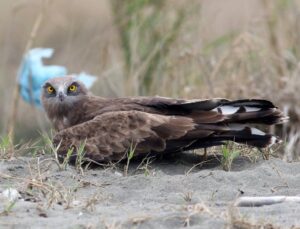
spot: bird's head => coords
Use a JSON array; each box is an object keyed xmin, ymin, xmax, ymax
[{"xmin": 41, "ymin": 76, "xmax": 88, "ymax": 113}]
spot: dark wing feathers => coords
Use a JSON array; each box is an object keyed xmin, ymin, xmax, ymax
[
  {"xmin": 54, "ymin": 97, "xmax": 286, "ymax": 162},
  {"xmin": 140, "ymin": 98, "xmax": 274, "ymax": 113},
  {"xmin": 141, "ymin": 98, "xmax": 230, "ymax": 113},
  {"xmin": 226, "ymin": 108, "xmax": 283, "ymax": 124},
  {"xmin": 223, "ymin": 99, "xmax": 275, "ymax": 108},
  {"xmin": 189, "ymin": 111, "xmax": 225, "ymax": 123},
  {"xmin": 136, "ymin": 97, "xmax": 283, "ymax": 124}
]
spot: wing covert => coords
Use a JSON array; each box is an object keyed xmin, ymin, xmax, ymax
[{"xmin": 53, "ymin": 110, "xmax": 196, "ymax": 162}]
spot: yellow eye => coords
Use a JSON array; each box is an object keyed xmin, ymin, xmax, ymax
[
  {"xmin": 47, "ymin": 86, "xmax": 54, "ymax": 94},
  {"xmin": 69, "ymin": 85, "xmax": 77, "ymax": 92}
]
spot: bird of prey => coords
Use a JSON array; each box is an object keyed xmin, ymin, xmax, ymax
[{"xmin": 41, "ymin": 76, "xmax": 287, "ymax": 163}]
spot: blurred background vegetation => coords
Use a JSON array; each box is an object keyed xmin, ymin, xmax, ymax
[{"xmin": 0, "ymin": 0, "xmax": 299, "ymax": 159}]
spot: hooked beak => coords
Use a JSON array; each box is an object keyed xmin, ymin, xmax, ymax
[{"xmin": 58, "ymin": 92, "xmax": 65, "ymax": 102}]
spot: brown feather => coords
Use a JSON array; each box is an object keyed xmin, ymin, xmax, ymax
[
  {"xmin": 41, "ymin": 76, "xmax": 288, "ymax": 163},
  {"xmin": 53, "ymin": 111, "xmax": 195, "ymax": 161}
]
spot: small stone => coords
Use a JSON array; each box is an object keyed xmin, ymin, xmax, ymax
[
  {"xmin": 1, "ymin": 188, "xmax": 21, "ymax": 202},
  {"xmin": 114, "ymin": 171, "xmax": 123, "ymax": 177}
]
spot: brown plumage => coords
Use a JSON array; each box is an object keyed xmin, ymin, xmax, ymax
[{"xmin": 41, "ymin": 76, "xmax": 288, "ymax": 162}]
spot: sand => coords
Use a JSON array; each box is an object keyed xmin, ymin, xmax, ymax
[{"xmin": 0, "ymin": 154, "xmax": 300, "ymax": 229}]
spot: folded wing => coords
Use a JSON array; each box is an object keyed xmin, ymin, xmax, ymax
[
  {"xmin": 53, "ymin": 111, "xmax": 196, "ymax": 162},
  {"xmin": 54, "ymin": 98, "xmax": 287, "ymax": 162}
]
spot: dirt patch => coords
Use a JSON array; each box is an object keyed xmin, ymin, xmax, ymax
[{"xmin": 0, "ymin": 155, "xmax": 300, "ymax": 228}]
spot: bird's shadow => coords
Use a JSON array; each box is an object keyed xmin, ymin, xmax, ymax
[
  {"xmin": 86, "ymin": 152, "xmax": 257, "ymax": 175},
  {"xmin": 148, "ymin": 153, "xmax": 222, "ymax": 174}
]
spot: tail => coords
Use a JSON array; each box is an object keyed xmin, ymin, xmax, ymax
[
  {"xmin": 211, "ymin": 99, "xmax": 287, "ymax": 125},
  {"xmin": 164, "ymin": 99, "xmax": 288, "ymax": 151}
]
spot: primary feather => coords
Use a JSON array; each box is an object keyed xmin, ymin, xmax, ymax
[{"xmin": 41, "ymin": 76, "xmax": 288, "ymax": 162}]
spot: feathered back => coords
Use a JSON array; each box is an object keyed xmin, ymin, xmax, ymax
[{"xmin": 48, "ymin": 95, "xmax": 287, "ymax": 162}]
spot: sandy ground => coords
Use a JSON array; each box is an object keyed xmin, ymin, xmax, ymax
[{"xmin": 0, "ymin": 153, "xmax": 300, "ymax": 229}]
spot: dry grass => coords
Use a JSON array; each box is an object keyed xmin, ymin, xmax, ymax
[
  {"xmin": 0, "ymin": 156, "xmax": 108, "ymax": 212},
  {"xmin": 227, "ymin": 206, "xmax": 281, "ymax": 229},
  {"xmin": 0, "ymin": 151, "xmax": 298, "ymax": 227},
  {"xmin": 180, "ymin": 202, "xmax": 282, "ymax": 228}
]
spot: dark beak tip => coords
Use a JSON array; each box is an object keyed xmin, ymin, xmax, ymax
[{"xmin": 58, "ymin": 92, "xmax": 65, "ymax": 102}]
